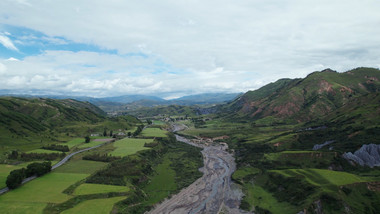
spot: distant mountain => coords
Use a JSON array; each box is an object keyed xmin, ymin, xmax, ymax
[
  {"xmin": 222, "ymin": 67, "xmax": 380, "ymax": 122},
  {"xmin": 173, "ymin": 93, "xmax": 242, "ymax": 104},
  {"xmin": 98, "ymin": 95, "xmax": 165, "ymax": 104},
  {"xmin": 0, "ymin": 93, "xmax": 241, "ymax": 112}
]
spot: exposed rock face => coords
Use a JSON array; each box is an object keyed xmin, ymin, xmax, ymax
[
  {"xmin": 343, "ymin": 144, "xmax": 380, "ymax": 168},
  {"xmin": 313, "ymin": 140, "xmax": 335, "ymax": 150}
]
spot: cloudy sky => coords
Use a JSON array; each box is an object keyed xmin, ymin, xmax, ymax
[{"xmin": 0, "ymin": 0, "xmax": 379, "ymax": 99}]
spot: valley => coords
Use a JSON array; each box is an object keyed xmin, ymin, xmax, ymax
[{"xmin": 0, "ymin": 67, "xmax": 379, "ymax": 213}]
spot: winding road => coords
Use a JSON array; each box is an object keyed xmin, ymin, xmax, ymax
[{"xmin": 148, "ymin": 134, "xmax": 250, "ymax": 214}]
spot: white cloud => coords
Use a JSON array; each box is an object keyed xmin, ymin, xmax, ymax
[
  {"xmin": 0, "ymin": 0, "xmax": 380, "ymax": 96},
  {"xmin": 0, "ymin": 34, "xmax": 19, "ymax": 51},
  {"xmin": 0, "ymin": 63, "xmax": 6, "ymax": 74}
]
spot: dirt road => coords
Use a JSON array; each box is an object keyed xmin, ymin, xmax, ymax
[{"xmin": 148, "ymin": 134, "xmax": 250, "ymax": 214}]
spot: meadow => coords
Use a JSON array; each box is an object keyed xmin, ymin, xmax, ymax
[
  {"xmin": 61, "ymin": 196, "xmax": 125, "ymax": 214},
  {"xmin": 58, "ymin": 138, "xmax": 84, "ymax": 149},
  {"xmin": 26, "ymin": 149, "xmax": 64, "ymax": 154},
  {"xmin": 54, "ymin": 160, "xmax": 108, "ymax": 174},
  {"xmin": 141, "ymin": 128, "xmax": 167, "ymax": 138},
  {"xmin": 73, "ymin": 183, "xmax": 129, "ymax": 195},
  {"xmin": 143, "ymin": 155, "xmax": 177, "ymax": 205},
  {"xmin": 0, "ymin": 172, "xmax": 88, "ymax": 203},
  {"xmin": 109, "ymin": 138, "xmax": 152, "ymax": 157},
  {"xmin": 77, "ymin": 139, "xmax": 111, "ymax": 149}
]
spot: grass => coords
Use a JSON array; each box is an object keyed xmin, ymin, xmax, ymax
[
  {"xmin": 271, "ymin": 169, "xmax": 372, "ymax": 190},
  {"xmin": 73, "ymin": 183, "xmax": 129, "ymax": 195},
  {"xmin": 59, "ymin": 138, "xmax": 84, "ymax": 149},
  {"xmin": 143, "ymin": 155, "xmax": 177, "ymax": 204},
  {"xmin": 77, "ymin": 140, "xmax": 109, "ymax": 149},
  {"xmin": 26, "ymin": 149, "xmax": 64, "ymax": 154},
  {"xmin": 0, "ymin": 201, "xmax": 47, "ymax": 214},
  {"xmin": 152, "ymin": 120, "xmax": 165, "ymax": 125},
  {"xmin": 232, "ymin": 167, "xmax": 261, "ymax": 181},
  {"xmin": 54, "ymin": 160, "xmax": 108, "ymax": 174},
  {"xmin": 61, "ymin": 196, "xmax": 125, "ymax": 214},
  {"xmin": 0, "ymin": 172, "xmax": 88, "ymax": 203},
  {"xmin": 141, "ymin": 128, "xmax": 167, "ymax": 138},
  {"xmin": 109, "ymin": 138, "xmax": 152, "ymax": 157},
  {"xmin": 249, "ymin": 184, "xmax": 298, "ymax": 214}
]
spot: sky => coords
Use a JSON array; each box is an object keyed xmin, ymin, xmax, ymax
[{"xmin": 0, "ymin": 0, "xmax": 380, "ymax": 99}]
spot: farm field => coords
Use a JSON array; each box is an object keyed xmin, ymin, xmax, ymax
[
  {"xmin": 152, "ymin": 120, "xmax": 166, "ymax": 125},
  {"xmin": 109, "ymin": 138, "xmax": 152, "ymax": 157},
  {"xmin": 54, "ymin": 160, "xmax": 108, "ymax": 174},
  {"xmin": 0, "ymin": 173, "xmax": 88, "ymax": 206},
  {"xmin": 61, "ymin": 196, "xmax": 125, "ymax": 214},
  {"xmin": 141, "ymin": 128, "xmax": 167, "ymax": 138},
  {"xmin": 0, "ymin": 201, "xmax": 47, "ymax": 214},
  {"xmin": 73, "ymin": 183, "xmax": 129, "ymax": 195},
  {"xmin": 271, "ymin": 168, "xmax": 372, "ymax": 187},
  {"xmin": 26, "ymin": 149, "xmax": 64, "ymax": 154},
  {"xmin": 59, "ymin": 138, "xmax": 84, "ymax": 149},
  {"xmin": 77, "ymin": 139, "xmax": 112, "ymax": 149}
]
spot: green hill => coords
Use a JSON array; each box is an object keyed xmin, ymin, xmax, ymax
[
  {"xmin": 0, "ymin": 97, "xmax": 139, "ymax": 154},
  {"xmin": 225, "ymin": 67, "xmax": 380, "ymax": 122}
]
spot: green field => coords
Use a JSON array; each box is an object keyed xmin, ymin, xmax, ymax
[
  {"xmin": 61, "ymin": 196, "xmax": 125, "ymax": 214},
  {"xmin": 54, "ymin": 160, "xmax": 108, "ymax": 174},
  {"xmin": 143, "ymin": 155, "xmax": 177, "ymax": 204},
  {"xmin": 109, "ymin": 138, "xmax": 152, "ymax": 157},
  {"xmin": 0, "ymin": 172, "xmax": 88, "ymax": 204},
  {"xmin": 77, "ymin": 139, "xmax": 110, "ymax": 149},
  {"xmin": 272, "ymin": 168, "xmax": 370, "ymax": 187},
  {"xmin": 152, "ymin": 120, "xmax": 165, "ymax": 125},
  {"xmin": 141, "ymin": 128, "xmax": 167, "ymax": 138},
  {"xmin": 26, "ymin": 149, "xmax": 64, "ymax": 154},
  {"xmin": 0, "ymin": 201, "xmax": 47, "ymax": 214},
  {"xmin": 59, "ymin": 138, "xmax": 85, "ymax": 149},
  {"xmin": 73, "ymin": 183, "xmax": 129, "ymax": 195},
  {"xmin": 249, "ymin": 184, "xmax": 298, "ymax": 213}
]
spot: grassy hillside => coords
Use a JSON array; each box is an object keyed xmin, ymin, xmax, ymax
[
  {"xmin": 0, "ymin": 97, "xmax": 141, "ymax": 156},
  {"xmin": 224, "ymin": 67, "xmax": 380, "ymax": 122}
]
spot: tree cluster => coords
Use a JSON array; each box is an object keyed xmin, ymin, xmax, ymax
[
  {"xmin": 6, "ymin": 161, "xmax": 51, "ymax": 189},
  {"xmin": 42, "ymin": 144, "xmax": 69, "ymax": 152},
  {"xmin": 133, "ymin": 125, "xmax": 144, "ymax": 136},
  {"xmin": 85, "ymin": 136, "xmax": 91, "ymax": 143},
  {"xmin": 19, "ymin": 152, "xmax": 65, "ymax": 161},
  {"xmin": 82, "ymin": 153, "xmax": 121, "ymax": 162}
]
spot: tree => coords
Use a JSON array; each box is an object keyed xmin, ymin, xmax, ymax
[
  {"xmin": 109, "ymin": 130, "xmax": 113, "ymax": 137},
  {"xmin": 103, "ymin": 129, "xmax": 107, "ymax": 137},
  {"xmin": 26, "ymin": 162, "xmax": 51, "ymax": 177},
  {"xmin": 85, "ymin": 136, "xmax": 91, "ymax": 143},
  {"xmin": 6, "ymin": 168, "xmax": 26, "ymax": 189},
  {"xmin": 8, "ymin": 150, "xmax": 19, "ymax": 159},
  {"xmin": 127, "ymin": 132, "xmax": 132, "ymax": 137},
  {"xmin": 147, "ymin": 119, "xmax": 152, "ymax": 125}
]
